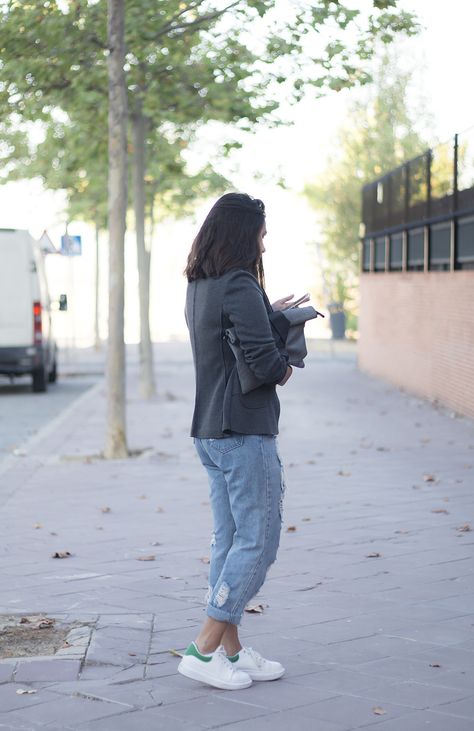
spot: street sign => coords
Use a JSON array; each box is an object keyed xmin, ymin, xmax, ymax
[
  {"xmin": 60, "ymin": 234, "xmax": 82, "ymax": 256},
  {"xmin": 38, "ymin": 230, "xmax": 57, "ymax": 254}
]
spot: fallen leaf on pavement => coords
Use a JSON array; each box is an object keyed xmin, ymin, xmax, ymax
[
  {"xmin": 366, "ymin": 552, "xmax": 382, "ymax": 558},
  {"xmin": 155, "ymin": 507, "xmax": 165, "ymax": 513},
  {"xmin": 429, "ymin": 662, "xmax": 441, "ymax": 667},
  {"xmin": 423, "ymin": 474, "xmax": 436, "ymax": 482},
  {"xmin": 337, "ymin": 470, "xmax": 352, "ymax": 477},
  {"xmin": 33, "ymin": 523, "xmax": 42, "ymax": 529},
  {"xmin": 100, "ymin": 506, "xmax": 111, "ymax": 513},
  {"xmin": 168, "ymin": 648, "xmax": 183, "ymax": 657},
  {"xmin": 245, "ymin": 604, "xmax": 265, "ymax": 614},
  {"xmin": 302, "ymin": 517, "xmax": 311, "ymax": 522},
  {"xmin": 20, "ymin": 616, "xmax": 54, "ymax": 629},
  {"xmin": 286, "ymin": 525, "xmax": 297, "ymax": 532},
  {"xmin": 457, "ymin": 523, "xmax": 471, "ymax": 532},
  {"xmin": 16, "ymin": 689, "xmax": 37, "ymax": 695},
  {"xmin": 49, "ymin": 531, "xmax": 58, "ymax": 536},
  {"xmin": 136, "ymin": 555, "xmax": 155, "ymax": 561},
  {"xmin": 150, "ymin": 541, "xmax": 161, "ymax": 546},
  {"xmin": 128, "ymin": 652, "xmax": 136, "ymax": 656},
  {"xmin": 394, "ymin": 529, "xmax": 409, "ymax": 534},
  {"xmin": 200, "ymin": 556, "xmax": 210, "ymax": 564},
  {"xmin": 431, "ymin": 508, "xmax": 449, "ymax": 514},
  {"xmin": 51, "ymin": 551, "xmax": 72, "ymax": 559},
  {"xmin": 372, "ymin": 707, "xmax": 386, "ymax": 716}
]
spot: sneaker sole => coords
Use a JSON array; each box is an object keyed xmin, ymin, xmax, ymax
[
  {"xmin": 178, "ymin": 661, "xmax": 252, "ymax": 690},
  {"xmin": 246, "ymin": 668, "xmax": 285, "ymax": 681}
]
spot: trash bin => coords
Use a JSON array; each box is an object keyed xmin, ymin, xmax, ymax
[{"xmin": 328, "ymin": 302, "xmax": 346, "ymax": 340}]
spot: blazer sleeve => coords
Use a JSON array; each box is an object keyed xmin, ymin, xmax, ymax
[{"xmin": 224, "ymin": 270, "xmax": 288, "ymax": 385}]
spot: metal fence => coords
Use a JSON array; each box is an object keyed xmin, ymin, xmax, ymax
[{"xmin": 361, "ymin": 127, "xmax": 474, "ymax": 272}]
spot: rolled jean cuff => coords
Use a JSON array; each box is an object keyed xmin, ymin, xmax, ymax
[{"xmin": 206, "ymin": 603, "xmax": 241, "ymax": 626}]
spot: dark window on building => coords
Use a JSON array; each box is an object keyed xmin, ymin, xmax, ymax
[
  {"xmin": 362, "ymin": 239, "xmax": 371, "ymax": 271},
  {"xmin": 389, "ymin": 233, "xmax": 403, "ymax": 271},
  {"xmin": 407, "ymin": 228, "xmax": 424, "ymax": 270},
  {"xmin": 429, "ymin": 223, "xmax": 451, "ymax": 271},
  {"xmin": 457, "ymin": 216, "xmax": 474, "ymax": 269},
  {"xmin": 374, "ymin": 236, "xmax": 385, "ymax": 271}
]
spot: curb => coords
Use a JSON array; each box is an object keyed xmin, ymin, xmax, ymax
[{"xmin": 0, "ymin": 379, "xmax": 104, "ymax": 482}]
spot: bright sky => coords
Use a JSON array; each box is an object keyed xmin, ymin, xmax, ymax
[{"xmin": 1, "ymin": 0, "xmax": 473, "ymax": 345}]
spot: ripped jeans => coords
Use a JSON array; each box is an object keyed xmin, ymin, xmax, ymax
[{"xmin": 194, "ymin": 433, "xmax": 286, "ymax": 625}]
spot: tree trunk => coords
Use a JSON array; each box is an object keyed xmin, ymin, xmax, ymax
[
  {"xmin": 94, "ymin": 221, "xmax": 101, "ymax": 350},
  {"xmin": 105, "ymin": 0, "xmax": 128, "ymax": 459},
  {"xmin": 132, "ymin": 103, "xmax": 156, "ymax": 399}
]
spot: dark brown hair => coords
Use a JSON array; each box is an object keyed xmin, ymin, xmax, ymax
[{"xmin": 185, "ymin": 193, "xmax": 266, "ymax": 287}]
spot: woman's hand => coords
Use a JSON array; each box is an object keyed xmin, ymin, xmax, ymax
[
  {"xmin": 272, "ymin": 293, "xmax": 310, "ymax": 311},
  {"xmin": 278, "ymin": 365, "xmax": 293, "ymax": 386}
]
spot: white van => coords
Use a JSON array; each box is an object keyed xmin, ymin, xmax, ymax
[{"xmin": 0, "ymin": 228, "xmax": 65, "ymax": 392}]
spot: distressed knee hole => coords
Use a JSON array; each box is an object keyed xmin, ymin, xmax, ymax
[
  {"xmin": 279, "ymin": 475, "xmax": 286, "ymax": 522},
  {"xmin": 212, "ymin": 581, "xmax": 230, "ymax": 608}
]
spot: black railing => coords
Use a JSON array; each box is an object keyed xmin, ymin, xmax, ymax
[{"xmin": 361, "ymin": 127, "xmax": 474, "ymax": 272}]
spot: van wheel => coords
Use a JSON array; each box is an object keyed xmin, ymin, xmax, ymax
[
  {"xmin": 48, "ymin": 360, "xmax": 57, "ymax": 383},
  {"xmin": 32, "ymin": 366, "xmax": 48, "ymax": 393}
]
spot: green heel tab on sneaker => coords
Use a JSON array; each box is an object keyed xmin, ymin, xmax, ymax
[
  {"xmin": 227, "ymin": 653, "xmax": 240, "ymax": 663},
  {"xmin": 185, "ymin": 642, "xmax": 213, "ymax": 662}
]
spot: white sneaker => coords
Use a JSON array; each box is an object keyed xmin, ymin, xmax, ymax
[
  {"xmin": 178, "ymin": 642, "xmax": 252, "ymax": 690},
  {"xmin": 227, "ymin": 646, "xmax": 285, "ymax": 681}
]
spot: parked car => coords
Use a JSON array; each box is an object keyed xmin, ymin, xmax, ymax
[{"xmin": 0, "ymin": 228, "xmax": 66, "ymax": 392}]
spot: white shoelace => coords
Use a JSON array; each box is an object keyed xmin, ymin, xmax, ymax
[
  {"xmin": 215, "ymin": 647, "xmax": 240, "ymax": 673},
  {"xmin": 245, "ymin": 647, "xmax": 265, "ymax": 668}
]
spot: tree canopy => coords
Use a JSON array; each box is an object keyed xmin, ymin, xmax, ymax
[{"xmin": 304, "ymin": 52, "xmax": 431, "ymax": 325}]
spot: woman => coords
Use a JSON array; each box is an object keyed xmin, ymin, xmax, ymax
[{"xmin": 179, "ymin": 193, "xmax": 297, "ymax": 691}]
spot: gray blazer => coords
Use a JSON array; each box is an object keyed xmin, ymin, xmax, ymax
[{"xmin": 185, "ymin": 269, "xmax": 289, "ymax": 438}]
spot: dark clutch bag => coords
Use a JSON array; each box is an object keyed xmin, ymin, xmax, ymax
[{"xmin": 225, "ymin": 305, "xmax": 321, "ymax": 394}]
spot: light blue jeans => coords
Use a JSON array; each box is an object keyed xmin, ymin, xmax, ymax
[{"xmin": 194, "ymin": 433, "xmax": 285, "ymax": 625}]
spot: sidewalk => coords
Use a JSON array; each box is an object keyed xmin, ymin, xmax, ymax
[{"xmin": 1, "ymin": 341, "xmax": 473, "ymax": 731}]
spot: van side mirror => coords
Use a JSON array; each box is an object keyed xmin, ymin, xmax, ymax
[{"xmin": 59, "ymin": 294, "xmax": 68, "ymax": 311}]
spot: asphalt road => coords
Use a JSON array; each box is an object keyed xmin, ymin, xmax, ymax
[{"xmin": 0, "ymin": 373, "xmax": 98, "ymax": 460}]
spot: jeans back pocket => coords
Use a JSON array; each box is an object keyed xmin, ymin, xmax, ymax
[{"xmin": 207, "ymin": 434, "xmax": 244, "ymax": 454}]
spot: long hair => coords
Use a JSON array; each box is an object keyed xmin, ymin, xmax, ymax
[{"xmin": 185, "ymin": 193, "xmax": 266, "ymax": 288}]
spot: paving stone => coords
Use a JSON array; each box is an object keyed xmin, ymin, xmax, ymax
[
  {"xmin": 74, "ymin": 707, "xmax": 207, "ymax": 731},
  {"xmin": 354, "ymin": 679, "xmax": 471, "ymax": 711},
  {"xmin": 357, "ymin": 709, "xmax": 474, "ymax": 730},
  {"xmin": 160, "ymin": 695, "xmax": 271, "ymax": 728},
  {"xmin": 286, "ymin": 667, "xmax": 398, "ymax": 695},
  {"xmin": 1, "ymin": 343, "xmax": 473, "ymax": 729},
  {"xmin": 295, "ymin": 693, "xmax": 416, "ymax": 728},
  {"xmin": 0, "ymin": 662, "xmax": 16, "ymax": 683},
  {"xmin": 434, "ymin": 694, "xmax": 474, "ymax": 719},
  {"xmin": 7, "ymin": 695, "xmax": 129, "ymax": 725},
  {"xmin": 0, "ymin": 683, "xmax": 59, "ymax": 712},
  {"xmin": 215, "ymin": 708, "xmax": 348, "ymax": 731},
  {"xmin": 14, "ymin": 660, "xmax": 81, "ymax": 683}
]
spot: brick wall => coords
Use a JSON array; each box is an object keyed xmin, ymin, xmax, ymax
[{"xmin": 358, "ymin": 271, "xmax": 474, "ymax": 418}]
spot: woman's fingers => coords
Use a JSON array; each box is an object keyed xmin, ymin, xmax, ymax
[{"xmin": 271, "ymin": 294, "xmax": 294, "ymax": 311}]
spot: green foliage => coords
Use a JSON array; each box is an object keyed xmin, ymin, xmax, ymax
[
  {"xmin": 0, "ymin": 1, "xmax": 419, "ymax": 231},
  {"xmin": 304, "ymin": 53, "xmax": 431, "ymax": 311}
]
